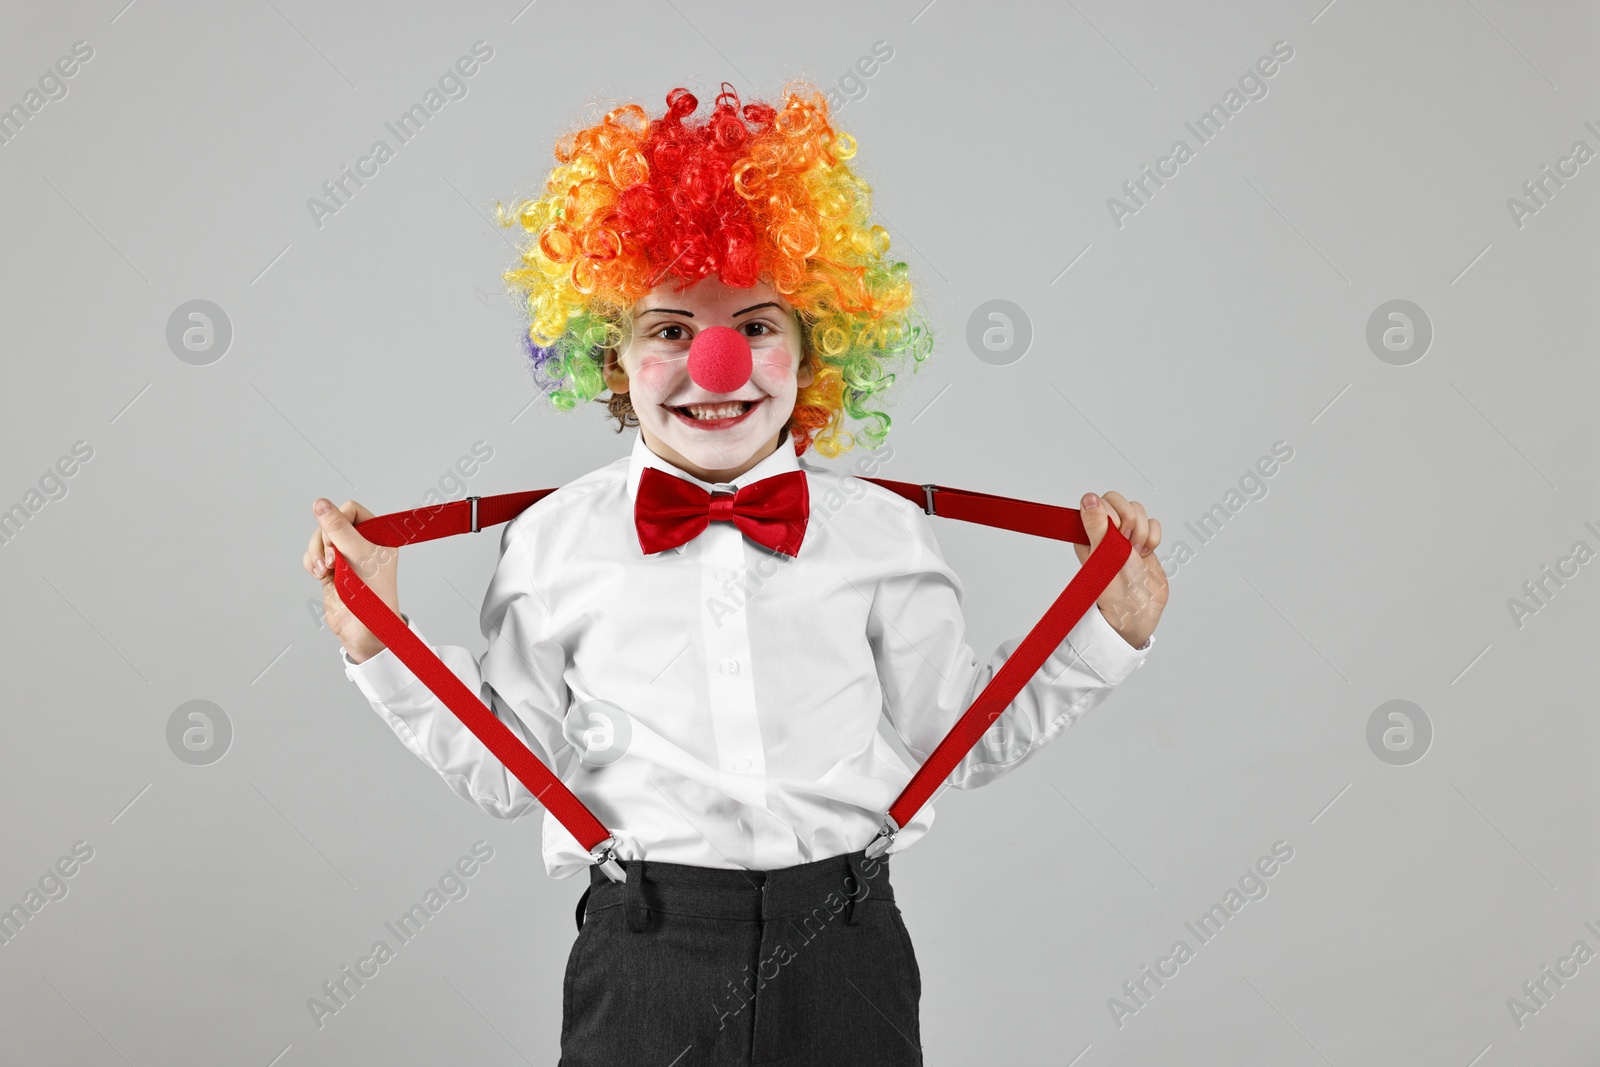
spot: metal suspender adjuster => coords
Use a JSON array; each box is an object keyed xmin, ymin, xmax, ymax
[
  {"xmin": 589, "ymin": 835, "xmax": 627, "ymax": 883},
  {"xmin": 863, "ymin": 813, "xmax": 900, "ymax": 860},
  {"xmin": 467, "ymin": 495, "xmax": 481, "ymax": 533},
  {"xmin": 921, "ymin": 483, "xmax": 937, "ymax": 516}
]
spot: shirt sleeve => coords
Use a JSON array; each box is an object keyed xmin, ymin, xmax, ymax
[
  {"xmin": 867, "ymin": 502, "xmax": 1153, "ymax": 791},
  {"xmin": 339, "ymin": 516, "xmax": 574, "ymax": 818}
]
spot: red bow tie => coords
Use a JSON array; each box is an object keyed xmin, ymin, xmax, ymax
[{"xmin": 634, "ymin": 465, "xmax": 810, "ymax": 557}]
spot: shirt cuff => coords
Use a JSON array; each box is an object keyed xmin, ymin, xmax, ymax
[
  {"xmin": 341, "ymin": 613, "xmax": 423, "ymax": 704},
  {"xmin": 1065, "ymin": 604, "xmax": 1154, "ymax": 687}
]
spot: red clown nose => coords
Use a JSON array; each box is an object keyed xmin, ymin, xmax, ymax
[{"xmin": 686, "ymin": 325, "xmax": 753, "ymax": 394}]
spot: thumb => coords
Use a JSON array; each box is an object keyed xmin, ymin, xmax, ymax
[
  {"xmin": 1080, "ymin": 492, "xmax": 1112, "ymax": 550},
  {"xmin": 314, "ymin": 498, "xmax": 368, "ymax": 564}
]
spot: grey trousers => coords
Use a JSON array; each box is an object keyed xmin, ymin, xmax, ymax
[{"xmin": 558, "ymin": 848, "xmax": 924, "ymax": 1066}]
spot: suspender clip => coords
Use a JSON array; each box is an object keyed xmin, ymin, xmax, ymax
[
  {"xmin": 467, "ymin": 495, "xmax": 481, "ymax": 533},
  {"xmin": 921, "ymin": 484, "xmax": 937, "ymax": 516},
  {"xmin": 863, "ymin": 813, "xmax": 900, "ymax": 860},
  {"xmin": 589, "ymin": 835, "xmax": 627, "ymax": 883}
]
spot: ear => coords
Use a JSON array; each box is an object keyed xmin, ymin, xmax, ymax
[
  {"xmin": 602, "ymin": 346, "xmax": 629, "ymax": 393},
  {"xmin": 796, "ymin": 352, "xmax": 815, "ymax": 389}
]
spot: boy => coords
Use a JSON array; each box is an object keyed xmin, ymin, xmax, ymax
[{"xmin": 305, "ymin": 81, "xmax": 1166, "ymax": 1065}]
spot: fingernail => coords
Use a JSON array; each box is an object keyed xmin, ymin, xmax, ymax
[
  {"xmin": 314, "ymin": 499, "xmax": 330, "ymax": 515},
  {"xmin": 312, "ymin": 559, "xmax": 325, "ymax": 575},
  {"xmin": 1085, "ymin": 494, "xmax": 1099, "ymax": 508}
]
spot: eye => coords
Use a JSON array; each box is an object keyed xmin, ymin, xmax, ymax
[
  {"xmin": 649, "ymin": 324, "xmax": 689, "ymax": 341},
  {"xmin": 741, "ymin": 321, "xmax": 774, "ymax": 338}
]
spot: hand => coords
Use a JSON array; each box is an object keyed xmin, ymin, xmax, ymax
[
  {"xmin": 303, "ymin": 498, "xmax": 399, "ymax": 665},
  {"xmin": 1074, "ymin": 491, "xmax": 1167, "ymax": 650}
]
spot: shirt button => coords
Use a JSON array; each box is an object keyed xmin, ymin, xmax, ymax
[
  {"xmin": 735, "ymin": 756, "xmax": 752, "ymax": 771},
  {"xmin": 721, "ymin": 658, "xmax": 739, "ymax": 675},
  {"xmin": 716, "ymin": 567, "xmax": 736, "ymax": 581}
]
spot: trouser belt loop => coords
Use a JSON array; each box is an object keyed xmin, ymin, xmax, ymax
[
  {"xmin": 574, "ymin": 883, "xmax": 592, "ymax": 933},
  {"xmin": 625, "ymin": 860, "xmax": 650, "ymax": 933},
  {"xmin": 843, "ymin": 852, "xmax": 864, "ymax": 926}
]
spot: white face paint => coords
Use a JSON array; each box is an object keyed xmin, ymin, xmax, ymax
[{"xmin": 604, "ymin": 274, "xmax": 814, "ymax": 484}]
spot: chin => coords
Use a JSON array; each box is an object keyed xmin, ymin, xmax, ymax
[
  {"xmin": 649, "ymin": 410, "xmax": 789, "ymax": 477},
  {"xmin": 672, "ymin": 427, "xmax": 774, "ymax": 469}
]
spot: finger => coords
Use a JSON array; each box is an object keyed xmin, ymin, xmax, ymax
[
  {"xmin": 314, "ymin": 497, "xmax": 370, "ymax": 562},
  {"xmin": 306, "ymin": 518, "xmax": 329, "ymax": 576},
  {"xmin": 1126, "ymin": 501, "xmax": 1149, "ymax": 554},
  {"xmin": 331, "ymin": 500, "xmax": 378, "ymax": 569},
  {"xmin": 1080, "ymin": 492, "xmax": 1111, "ymax": 549},
  {"xmin": 1099, "ymin": 491, "xmax": 1141, "ymax": 549},
  {"xmin": 1101, "ymin": 490, "xmax": 1138, "ymax": 533},
  {"xmin": 330, "ymin": 501, "xmax": 364, "ymax": 569},
  {"xmin": 1107, "ymin": 498, "xmax": 1146, "ymax": 552},
  {"xmin": 1119, "ymin": 499, "xmax": 1151, "ymax": 554},
  {"xmin": 1145, "ymin": 517, "xmax": 1162, "ymax": 554}
]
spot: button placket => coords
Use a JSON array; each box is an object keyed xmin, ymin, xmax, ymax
[{"xmin": 699, "ymin": 523, "xmax": 766, "ymax": 798}]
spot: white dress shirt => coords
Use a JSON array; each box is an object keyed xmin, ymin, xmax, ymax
[{"xmin": 342, "ymin": 430, "xmax": 1153, "ymax": 879}]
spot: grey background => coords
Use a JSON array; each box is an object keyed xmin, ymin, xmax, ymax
[{"xmin": 1, "ymin": 0, "xmax": 1595, "ymax": 1063}]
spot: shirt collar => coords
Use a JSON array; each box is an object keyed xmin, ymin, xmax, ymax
[{"xmin": 626, "ymin": 428, "xmax": 802, "ymax": 510}]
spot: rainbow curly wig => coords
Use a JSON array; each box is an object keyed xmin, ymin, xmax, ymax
[{"xmin": 494, "ymin": 80, "xmax": 934, "ymax": 459}]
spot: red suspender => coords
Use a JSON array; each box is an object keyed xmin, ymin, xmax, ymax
[
  {"xmin": 331, "ymin": 490, "xmax": 627, "ymax": 883},
  {"xmin": 330, "ymin": 479, "xmax": 1130, "ymax": 884},
  {"xmin": 853, "ymin": 479, "xmax": 1131, "ymax": 859}
]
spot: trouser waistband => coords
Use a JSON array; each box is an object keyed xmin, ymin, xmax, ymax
[{"xmin": 575, "ymin": 849, "xmax": 894, "ymax": 933}]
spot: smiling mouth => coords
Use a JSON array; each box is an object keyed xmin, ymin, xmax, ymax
[{"xmin": 668, "ymin": 399, "xmax": 763, "ymax": 427}]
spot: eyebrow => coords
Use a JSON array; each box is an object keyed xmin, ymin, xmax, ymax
[{"xmin": 637, "ymin": 302, "xmax": 785, "ymax": 319}]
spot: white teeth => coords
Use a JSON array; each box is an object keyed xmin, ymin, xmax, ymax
[{"xmin": 682, "ymin": 402, "xmax": 751, "ymax": 420}]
